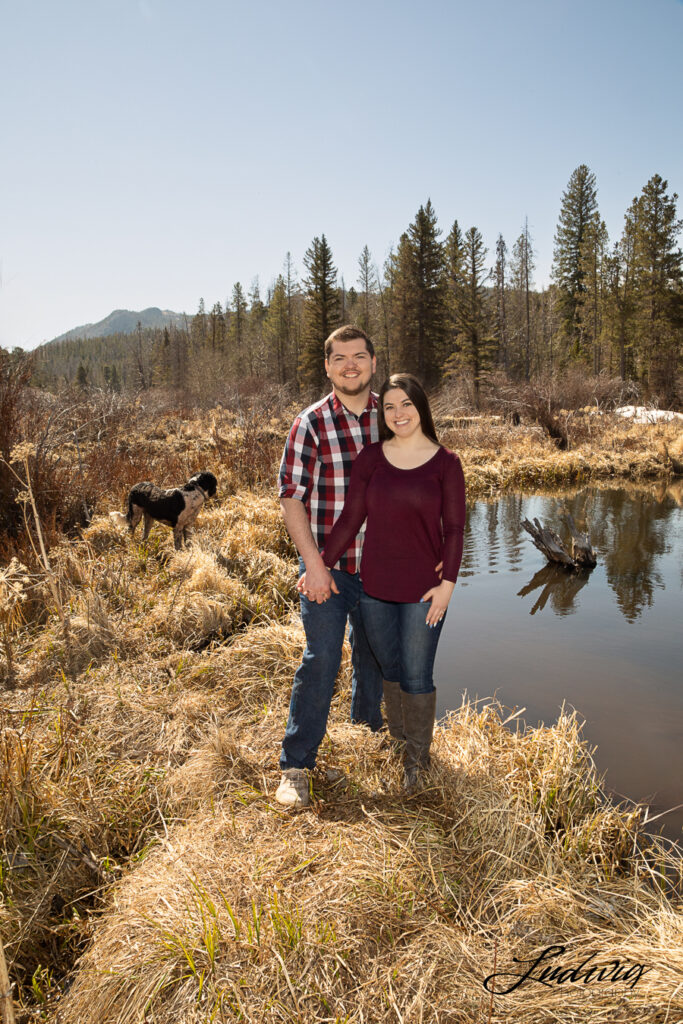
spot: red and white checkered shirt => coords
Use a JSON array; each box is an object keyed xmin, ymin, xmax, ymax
[{"xmin": 278, "ymin": 391, "xmax": 379, "ymax": 573}]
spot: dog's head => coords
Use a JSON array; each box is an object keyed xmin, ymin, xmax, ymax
[{"xmin": 188, "ymin": 471, "xmax": 218, "ymax": 499}]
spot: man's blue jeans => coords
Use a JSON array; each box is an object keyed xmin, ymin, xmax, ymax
[
  {"xmin": 359, "ymin": 592, "xmax": 445, "ymax": 694},
  {"xmin": 280, "ymin": 562, "xmax": 384, "ymax": 770}
]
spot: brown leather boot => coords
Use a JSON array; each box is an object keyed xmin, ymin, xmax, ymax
[
  {"xmin": 401, "ymin": 690, "xmax": 436, "ymax": 791},
  {"xmin": 382, "ymin": 679, "xmax": 405, "ymax": 742}
]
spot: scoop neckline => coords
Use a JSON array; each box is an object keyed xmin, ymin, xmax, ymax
[{"xmin": 379, "ymin": 442, "xmax": 442, "ymax": 471}]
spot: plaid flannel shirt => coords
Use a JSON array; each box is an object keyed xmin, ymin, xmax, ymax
[{"xmin": 278, "ymin": 391, "xmax": 379, "ymax": 574}]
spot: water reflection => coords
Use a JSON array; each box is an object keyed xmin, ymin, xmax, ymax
[
  {"xmin": 436, "ymin": 482, "xmax": 683, "ymax": 841},
  {"xmin": 461, "ymin": 483, "xmax": 683, "ymax": 623},
  {"xmin": 517, "ymin": 564, "xmax": 591, "ymax": 616}
]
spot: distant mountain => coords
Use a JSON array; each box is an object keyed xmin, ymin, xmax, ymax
[{"xmin": 50, "ymin": 307, "xmax": 186, "ymax": 343}]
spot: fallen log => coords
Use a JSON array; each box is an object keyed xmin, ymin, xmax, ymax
[{"xmin": 521, "ymin": 512, "xmax": 596, "ymax": 570}]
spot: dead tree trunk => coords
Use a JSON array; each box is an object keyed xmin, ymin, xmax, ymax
[{"xmin": 522, "ymin": 512, "xmax": 596, "ymax": 569}]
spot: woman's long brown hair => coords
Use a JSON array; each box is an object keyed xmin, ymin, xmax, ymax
[{"xmin": 377, "ymin": 373, "xmax": 439, "ymax": 444}]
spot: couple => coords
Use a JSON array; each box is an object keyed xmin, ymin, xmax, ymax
[{"xmin": 276, "ymin": 325, "xmax": 466, "ymax": 808}]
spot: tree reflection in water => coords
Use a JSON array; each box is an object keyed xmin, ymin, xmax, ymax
[{"xmin": 461, "ymin": 482, "xmax": 682, "ymax": 623}]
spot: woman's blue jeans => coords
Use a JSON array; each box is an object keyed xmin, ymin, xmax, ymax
[
  {"xmin": 280, "ymin": 562, "xmax": 383, "ymax": 771},
  {"xmin": 359, "ymin": 592, "xmax": 445, "ymax": 694}
]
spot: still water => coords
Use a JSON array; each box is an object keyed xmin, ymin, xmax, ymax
[{"xmin": 435, "ymin": 481, "xmax": 683, "ymax": 842}]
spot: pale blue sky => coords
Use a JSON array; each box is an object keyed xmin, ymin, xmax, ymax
[{"xmin": 2, "ymin": 0, "xmax": 681, "ymax": 349}]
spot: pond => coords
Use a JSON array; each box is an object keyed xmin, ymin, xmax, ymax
[{"xmin": 435, "ymin": 480, "xmax": 683, "ymax": 843}]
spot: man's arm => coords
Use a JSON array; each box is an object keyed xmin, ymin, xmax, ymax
[{"xmin": 280, "ymin": 497, "xmax": 338, "ymax": 602}]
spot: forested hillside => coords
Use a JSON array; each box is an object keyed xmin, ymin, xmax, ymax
[{"xmin": 32, "ymin": 166, "xmax": 683, "ymax": 405}]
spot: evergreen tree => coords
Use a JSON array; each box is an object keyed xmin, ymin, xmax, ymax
[
  {"xmin": 447, "ymin": 227, "xmax": 492, "ymax": 406},
  {"xmin": 552, "ymin": 165, "xmax": 599, "ymax": 354},
  {"xmin": 300, "ymin": 234, "xmax": 340, "ymax": 393},
  {"xmin": 445, "ymin": 220, "xmax": 466, "ymax": 372},
  {"xmin": 357, "ymin": 244, "xmax": 377, "ymax": 335},
  {"xmin": 628, "ymin": 175, "xmax": 683, "ymax": 400},
  {"xmin": 248, "ymin": 279, "xmax": 266, "ymax": 376},
  {"xmin": 229, "ymin": 283, "xmax": 248, "ymax": 377},
  {"xmin": 191, "ymin": 297, "xmax": 208, "ymax": 350},
  {"xmin": 284, "ymin": 252, "xmax": 301, "ymax": 390},
  {"xmin": 577, "ymin": 217, "xmax": 609, "ymax": 372},
  {"xmin": 493, "ymin": 234, "xmax": 509, "ymax": 372},
  {"xmin": 510, "ymin": 219, "xmax": 536, "ymax": 380},
  {"xmin": 265, "ymin": 275, "xmax": 289, "ymax": 384},
  {"xmin": 387, "ymin": 201, "xmax": 447, "ymax": 384},
  {"xmin": 76, "ymin": 362, "xmax": 89, "ymax": 389},
  {"xmin": 208, "ymin": 301, "xmax": 225, "ymax": 353}
]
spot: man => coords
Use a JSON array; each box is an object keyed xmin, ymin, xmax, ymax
[{"xmin": 275, "ymin": 324, "xmax": 383, "ymax": 808}]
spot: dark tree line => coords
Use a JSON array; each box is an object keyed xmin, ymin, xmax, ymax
[{"xmin": 33, "ymin": 167, "xmax": 683, "ymax": 406}]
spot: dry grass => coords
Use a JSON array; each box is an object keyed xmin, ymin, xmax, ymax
[
  {"xmin": 0, "ymin": 395, "xmax": 682, "ymax": 1021},
  {"xmin": 55, "ymin": 692, "xmax": 683, "ymax": 1024}
]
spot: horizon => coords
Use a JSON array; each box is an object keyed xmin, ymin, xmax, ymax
[{"xmin": 2, "ymin": 0, "xmax": 681, "ymax": 351}]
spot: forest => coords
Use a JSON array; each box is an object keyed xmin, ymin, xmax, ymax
[{"xmin": 31, "ymin": 166, "xmax": 683, "ymax": 408}]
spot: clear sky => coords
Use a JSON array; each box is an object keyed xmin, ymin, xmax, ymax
[{"xmin": 2, "ymin": 0, "xmax": 681, "ymax": 350}]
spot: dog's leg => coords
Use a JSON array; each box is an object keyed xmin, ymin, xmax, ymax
[
  {"xmin": 129, "ymin": 505, "xmax": 143, "ymax": 538},
  {"xmin": 173, "ymin": 525, "xmax": 184, "ymax": 550},
  {"xmin": 142, "ymin": 512, "xmax": 153, "ymax": 542}
]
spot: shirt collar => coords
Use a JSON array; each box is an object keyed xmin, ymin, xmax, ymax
[{"xmin": 329, "ymin": 390, "xmax": 378, "ymax": 418}]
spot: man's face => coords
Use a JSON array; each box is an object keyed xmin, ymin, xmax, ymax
[{"xmin": 325, "ymin": 338, "xmax": 376, "ymax": 397}]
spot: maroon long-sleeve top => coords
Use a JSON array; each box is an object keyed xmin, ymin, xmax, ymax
[{"xmin": 322, "ymin": 442, "xmax": 466, "ymax": 603}]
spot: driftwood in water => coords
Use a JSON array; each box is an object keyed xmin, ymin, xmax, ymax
[
  {"xmin": 521, "ymin": 511, "xmax": 596, "ymax": 569},
  {"xmin": 562, "ymin": 512, "xmax": 597, "ymax": 567}
]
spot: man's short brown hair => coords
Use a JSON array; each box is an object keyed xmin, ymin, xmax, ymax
[{"xmin": 324, "ymin": 325, "xmax": 375, "ymax": 359}]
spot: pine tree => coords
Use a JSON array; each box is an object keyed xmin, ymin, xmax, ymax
[
  {"xmin": 248, "ymin": 279, "xmax": 266, "ymax": 376},
  {"xmin": 229, "ymin": 283, "xmax": 248, "ymax": 377},
  {"xmin": 552, "ymin": 165, "xmax": 599, "ymax": 355},
  {"xmin": 299, "ymin": 234, "xmax": 340, "ymax": 393},
  {"xmin": 265, "ymin": 275, "xmax": 289, "ymax": 384},
  {"xmin": 493, "ymin": 234, "xmax": 509, "ymax": 372},
  {"xmin": 445, "ymin": 220, "xmax": 466, "ymax": 372},
  {"xmin": 191, "ymin": 297, "xmax": 208, "ymax": 350},
  {"xmin": 387, "ymin": 201, "xmax": 447, "ymax": 384},
  {"xmin": 208, "ymin": 301, "xmax": 225, "ymax": 353},
  {"xmin": 447, "ymin": 227, "xmax": 492, "ymax": 407},
  {"xmin": 628, "ymin": 175, "xmax": 683, "ymax": 400},
  {"xmin": 510, "ymin": 219, "xmax": 536, "ymax": 380},
  {"xmin": 577, "ymin": 218, "xmax": 609, "ymax": 372},
  {"xmin": 357, "ymin": 244, "xmax": 377, "ymax": 335}
]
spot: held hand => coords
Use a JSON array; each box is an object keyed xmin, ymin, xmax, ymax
[
  {"xmin": 297, "ymin": 564, "xmax": 339, "ymax": 603},
  {"xmin": 420, "ymin": 580, "xmax": 455, "ymax": 627}
]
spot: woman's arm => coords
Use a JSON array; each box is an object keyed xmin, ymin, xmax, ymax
[
  {"xmin": 320, "ymin": 448, "xmax": 374, "ymax": 571},
  {"xmin": 440, "ymin": 451, "xmax": 466, "ymax": 585},
  {"xmin": 420, "ymin": 452, "xmax": 466, "ymax": 625}
]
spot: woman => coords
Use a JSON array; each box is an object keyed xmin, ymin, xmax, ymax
[{"xmin": 321, "ymin": 372, "xmax": 466, "ymax": 789}]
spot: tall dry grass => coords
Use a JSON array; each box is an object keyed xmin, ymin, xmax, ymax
[{"xmin": 0, "ymin": 377, "xmax": 681, "ymax": 1021}]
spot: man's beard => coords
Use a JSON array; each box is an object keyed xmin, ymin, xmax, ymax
[{"xmin": 335, "ymin": 376, "xmax": 369, "ymax": 396}]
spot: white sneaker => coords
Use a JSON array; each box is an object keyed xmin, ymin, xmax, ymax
[{"xmin": 275, "ymin": 768, "xmax": 309, "ymax": 808}]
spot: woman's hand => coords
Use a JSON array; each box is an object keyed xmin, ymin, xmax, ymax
[
  {"xmin": 420, "ymin": 580, "xmax": 455, "ymax": 626},
  {"xmin": 297, "ymin": 564, "xmax": 340, "ymax": 603}
]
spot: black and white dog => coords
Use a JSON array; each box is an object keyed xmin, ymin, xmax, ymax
[{"xmin": 111, "ymin": 471, "xmax": 218, "ymax": 549}]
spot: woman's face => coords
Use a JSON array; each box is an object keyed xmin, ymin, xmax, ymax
[{"xmin": 382, "ymin": 387, "xmax": 423, "ymax": 439}]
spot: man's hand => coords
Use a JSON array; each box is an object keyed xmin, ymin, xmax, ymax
[{"xmin": 297, "ymin": 563, "xmax": 340, "ymax": 603}]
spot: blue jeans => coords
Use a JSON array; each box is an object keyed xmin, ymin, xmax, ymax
[
  {"xmin": 280, "ymin": 562, "xmax": 383, "ymax": 770},
  {"xmin": 359, "ymin": 592, "xmax": 445, "ymax": 694}
]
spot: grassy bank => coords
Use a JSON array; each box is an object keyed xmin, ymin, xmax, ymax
[{"xmin": 1, "ymin": 481, "xmax": 682, "ymax": 1021}]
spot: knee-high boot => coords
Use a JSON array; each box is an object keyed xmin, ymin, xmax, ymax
[
  {"xmin": 401, "ymin": 690, "xmax": 436, "ymax": 790},
  {"xmin": 382, "ymin": 679, "xmax": 405, "ymax": 741}
]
